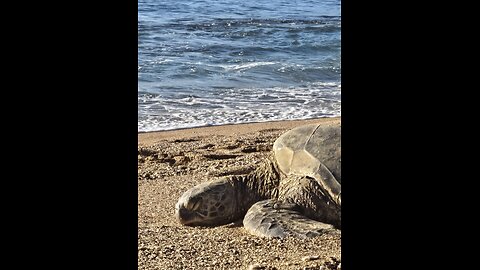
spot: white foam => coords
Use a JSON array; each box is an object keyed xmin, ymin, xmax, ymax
[
  {"xmin": 138, "ymin": 83, "xmax": 341, "ymax": 132},
  {"xmin": 152, "ymin": 58, "xmax": 174, "ymax": 65},
  {"xmin": 219, "ymin": 61, "xmax": 277, "ymax": 71}
]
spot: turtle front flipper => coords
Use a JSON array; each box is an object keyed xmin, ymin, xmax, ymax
[{"xmin": 243, "ymin": 199, "xmax": 338, "ymax": 239}]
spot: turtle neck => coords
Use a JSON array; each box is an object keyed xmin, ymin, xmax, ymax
[{"xmin": 227, "ymin": 153, "xmax": 282, "ymax": 218}]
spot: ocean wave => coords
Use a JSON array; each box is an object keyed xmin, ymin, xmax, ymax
[
  {"xmin": 171, "ymin": 17, "xmax": 340, "ymax": 31},
  {"xmin": 219, "ymin": 61, "xmax": 277, "ymax": 71},
  {"xmin": 138, "ymin": 0, "xmax": 341, "ymax": 132},
  {"xmin": 138, "ymin": 83, "xmax": 341, "ymax": 132}
]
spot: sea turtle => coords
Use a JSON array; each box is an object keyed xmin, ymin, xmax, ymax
[{"xmin": 175, "ymin": 123, "xmax": 341, "ymax": 238}]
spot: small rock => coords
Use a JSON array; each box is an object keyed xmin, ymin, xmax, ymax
[
  {"xmin": 174, "ymin": 155, "xmax": 191, "ymax": 165},
  {"xmin": 302, "ymin": 255, "xmax": 320, "ymax": 262},
  {"xmin": 248, "ymin": 264, "xmax": 266, "ymax": 270},
  {"xmin": 199, "ymin": 143, "xmax": 215, "ymax": 149}
]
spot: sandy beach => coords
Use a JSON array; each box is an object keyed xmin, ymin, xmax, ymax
[{"xmin": 138, "ymin": 117, "xmax": 341, "ymax": 269}]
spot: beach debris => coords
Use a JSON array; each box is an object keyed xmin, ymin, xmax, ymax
[
  {"xmin": 138, "ymin": 147, "xmax": 157, "ymax": 157},
  {"xmin": 173, "ymin": 155, "xmax": 191, "ymax": 165},
  {"xmin": 324, "ymin": 256, "xmax": 341, "ymax": 269},
  {"xmin": 302, "ymin": 255, "xmax": 320, "ymax": 262},
  {"xmin": 248, "ymin": 263, "xmax": 266, "ymax": 270},
  {"xmin": 248, "ymin": 264, "xmax": 278, "ymax": 270}
]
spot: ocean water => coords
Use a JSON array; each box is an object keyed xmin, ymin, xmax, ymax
[{"xmin": 138, "ymin": 0, "xmax": 341, "ymax": 132}]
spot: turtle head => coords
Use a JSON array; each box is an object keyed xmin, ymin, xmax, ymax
[{"xmin": 175, "ymin": 178, "xmax": 238, "ymax": 226}]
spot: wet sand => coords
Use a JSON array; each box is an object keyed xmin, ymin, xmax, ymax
[{"xmin": 138, "ymin": 117, "xmax": 341, "ymax": 270}]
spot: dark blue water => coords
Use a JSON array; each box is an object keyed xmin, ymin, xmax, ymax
[{"xmin": 138, "ymin": 0, "xmax": 341, "ymax": 132}]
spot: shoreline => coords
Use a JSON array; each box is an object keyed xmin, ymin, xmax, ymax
[
  {"xmin": 138, "ymin": 116, "xmax": 340, "ymax": 146},
  {"xmin": 138, "ymin": 116, "xmax": 340, "ymax": 135}
]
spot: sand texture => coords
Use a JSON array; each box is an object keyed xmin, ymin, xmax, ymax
[{"xmin": 138, "ymin": 118, "xmax": 341, "ymax": 270}]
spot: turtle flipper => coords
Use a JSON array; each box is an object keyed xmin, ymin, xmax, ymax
[{"xmin": 243, "ymin": 199, "xmax": 338, "ymax": 239}]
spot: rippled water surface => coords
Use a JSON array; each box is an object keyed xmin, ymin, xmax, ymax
[{"xmin": 138, "ymin": 0, "xmax": 341, "ymax": 132}]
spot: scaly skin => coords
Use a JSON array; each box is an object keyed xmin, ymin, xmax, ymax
[
  {"xmin": 175, "ymin": 123, "xmax": 341, "ymax": 238},
  {"xmin": 175, "ymin": 153, "xmax": 281, "ymax": 226}
]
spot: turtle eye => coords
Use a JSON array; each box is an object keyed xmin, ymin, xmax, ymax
[{"xmin": 186, "ymin": 198, "xmax": 202, "ymax": 211}]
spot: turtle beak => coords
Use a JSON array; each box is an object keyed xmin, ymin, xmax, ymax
[
  {"xmin": 175, "ymin": 203, "xmax": 190, "ymax": 225},
  {"xmin": 175, "ymin": 188, "xmax": 193, "ymax": 225},
  {"xmin": 175, "ymin": 200, "xmax": 190, "ymax": 225},
  {"xmin": 175, "ymin": 201, "xmax": 203, "ymax": 226},
  {"xmin": 175, "ymin": 205, "xmax": 190, "ymax": 225}
]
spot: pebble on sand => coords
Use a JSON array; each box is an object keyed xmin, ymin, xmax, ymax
[
  {"xmin": 301, "ymin": 255, "xmax": 320, "ymax": 262},
  {"xmin": 248, "ymin": 264, "xmax": 266, "ymax": 270}
]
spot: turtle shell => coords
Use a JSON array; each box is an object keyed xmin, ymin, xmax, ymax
[{"xmin": 273, "ymin": 123, "xmax": 341, "ymax": 192}]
